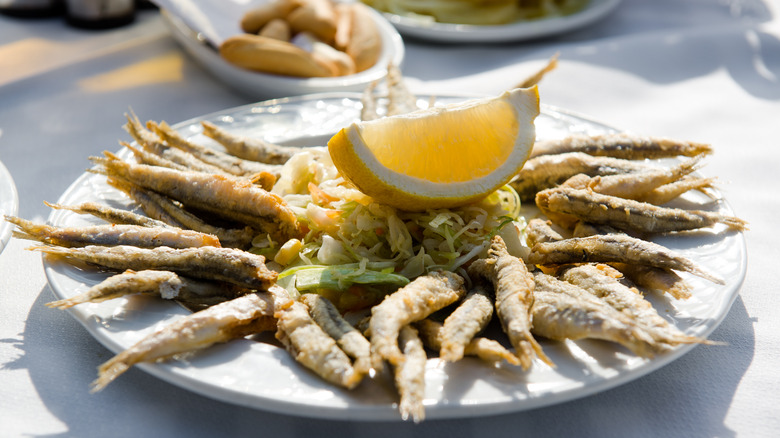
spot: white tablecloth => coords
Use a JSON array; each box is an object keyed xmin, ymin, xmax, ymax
[{"xmin": 2, "ymin": 2, "xmax": 779, "ymax": 436}]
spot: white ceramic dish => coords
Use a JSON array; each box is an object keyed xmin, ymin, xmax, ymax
[
  {"xmin": 374, "ymin": 0, "xmax": 622, "ymax": 43},
  {"xmin": 160, "ymin": 3, "xmax": 405, "ymax": 100},
  {"xmin": 0, "ymin": 158, "xmax": 19, "ymax": 254},
  {"xmin": 43, "ymin": 93, "xmax": 746, "ymax": 421}
]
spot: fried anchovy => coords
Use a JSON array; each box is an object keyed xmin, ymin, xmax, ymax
[
  {"xmin": 635, "ymin": 177, "xmax": 717, "ymax": 205},
  {"xmin": 6, "ymin": 215, "xmax": 220, "ymax": 249},
  {"xmin": 469, "ymin": 236, "xmax": 553, "ymax": 369},
  {"xmin": 439, "ymin": 280, "xmax": 494, "ymax": 362},
  {"xmin": 531, "ymin": 272, "xmax": 660, "ymax": 358},
  {"xmin": 611, "ymin": 263, "xmax": 693, "ymax": 300},
  {"xmin": 200, "ymin": 120, "xmax": 302, "ymax": 165},
  {"xmin": 535, "ymin": 186, "xmax": 748, "ymax": 234},
  {"xmin": 560, "ymin": 156, "xmax": 703, "ymax": 201},
  {"xmin": 30, "ymin": 244, "xmax": 277, "ymax": 290},
  {"xmin": 91, "ymin": 152, "xmax": 300, "ymax": 241},
  {"xmin": 415, "ymin": 319, "xmax": 519, "ymax": 366},
  {"xmin": 46, "ymin": 269, "xmax": 248, "ymax": 310},
  {"xmin": 107, "ymin": 176, "xmax": 255, "ymax": 249},
  {"xmin": 510, "ymin": 152, "xmax": 654, "ymax": 201},
  {"xmin": 105, "ymin": 177, "xmax": 185, "ymax": 228},
  {"xmin": 558, "ymin": 264, "xmax": 710, "ymax": 346},
  {"xmin": 300, "ymin": 293, "xmax": 371, "ymax": 377},
  {"xmin": 394, "ymin": 325, "xmax": 426, "ymax": 423},
  {"xmin": 524, "ymin": 218, "xmax": 565, "ymax": 247},
  {"xmin": 527, "ymin": 233, "xmax": 723, "ymax": 284},
  {"xmin": 123, "ymin": 112, "xmax": 226, "ymax": 174},
  {"xmin": 149, "ymin": 120, "xmax": 280, "ymax": 177},
  {"xmin": 92, "ymin": 290, "xmax": 286, "ymax": 392},
  {"xmin": 44, "ymin": 201, "xmax": 173, "ymax": 229},
  {"xmin": 360, "ymin": 80, "xmax": 380, "ymax": 121},
  {"xmin": 567, "ymin": 223, "xmax": 693, "ymax": 300},
  {"xmin": 369, "ymin": 271, "xmax": 465, "ymax": 367},
  {"xmin": 122, "ymin": 141, "xmax": 190, "ymax": 172},
  {"xmin": 275, "ymin": 299, "xmax": 362, "ymax": 389},
  {"xmin": 530, "ymin": 133, "xmax": 713, "ymax": 160}
]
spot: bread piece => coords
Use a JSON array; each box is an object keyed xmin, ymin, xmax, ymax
[
  {"xmin": 286, "ymin": 0, "xmax": 338, "ymax": 43},
  {"xmin": 220, "ymin": 34, "xmax": 335, "ymax": 77},
  {"xmin": 240, "ymin": 0, "xmax": 298, "ymax": 34},
  {"xmin": 346, "ymin": 3, "xmax": 382, "ymax": 72}
]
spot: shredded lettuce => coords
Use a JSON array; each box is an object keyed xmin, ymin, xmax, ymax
[{"xmin": 281, "ymin": 263, "xmax": 410, "ymax": 292}]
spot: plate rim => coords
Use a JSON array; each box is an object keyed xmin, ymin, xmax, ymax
[{"xmin": 41, "ymin": 92, "xmax": 747, "ymax": 421}]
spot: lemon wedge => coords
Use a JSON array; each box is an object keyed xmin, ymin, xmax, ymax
[{"xmin": 327, "ymin": 86, "xmax": 540, "ymax": 211}]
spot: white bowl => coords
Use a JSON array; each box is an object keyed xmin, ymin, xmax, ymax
[{"xmin": 161, "ymin": 5, "xmax": 405, "ymax": 100}]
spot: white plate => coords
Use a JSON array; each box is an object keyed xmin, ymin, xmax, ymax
[
  {"xmin": 43, "ymin": 93, "xmax": 746, "ymax": 421},
  {"xmin": 375, "ymin": 0, "xmax": 622, "ymax": 43},
  {"xmin": 0, "ymin": 158, "xmax": 19, "ymax": 254},
  {"xmin": 160, "ymin": 3, "xmax": 405, "ymax": 100}
]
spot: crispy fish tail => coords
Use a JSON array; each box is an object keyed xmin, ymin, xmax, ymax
[
  {"xmin": 385, "ymin": 63, "xmax": 418, "ymax": 117},
  {"xmin": 359, "ymin": 80, "xmax": 380, "ymax": 121},
  {"xmin": 637, "ymin": 176, "xmax": 718, "ymax": 205},
  {"xmin": 415, "ymin": 319, "xmax": 520, "ymax": 366},
  {"xmin": 524, "ymin": 218, "xmax": 565, "ymax": 247},
  {"xmin": 612, "ymin": 263, "xmax": 693, "ymax": 300},
  {"xmin": 515, "ymin": 52, "xmax": 559, "ymax": 89},
  {"xmin": 394, "ymin": 325, "xmax": 426, "ymax": 423}
]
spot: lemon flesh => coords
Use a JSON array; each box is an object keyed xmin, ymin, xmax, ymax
[{"xmin": 328, "ymin": 87, "xmax": 540, "ymax": 211}]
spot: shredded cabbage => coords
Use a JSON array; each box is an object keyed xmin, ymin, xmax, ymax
[{"xmin": 257, "ymin": 150, "xmax": 527, "ymax": 302}]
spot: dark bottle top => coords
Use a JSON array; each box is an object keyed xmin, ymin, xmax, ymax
[
  {"xmin": 0, "ymin": 0, "xmax": 65, "ymax": 18},
  {"xmin": 64, "ymin": 0, "xmax": 135, "ymax": 29},
  {"xmin": 135, "ymin": 0, "xmax": 155, "ymax": 9}
]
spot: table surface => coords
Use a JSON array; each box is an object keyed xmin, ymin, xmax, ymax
[{"xmin": 2, "ymin": 1, "xmax": 779, "ymax": 437}]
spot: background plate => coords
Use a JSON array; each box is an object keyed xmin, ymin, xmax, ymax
[
  {"xmin": 378, "ymin": 0, "xmax": 622, "ymax": 43},
  {"xmin": 43, "ymin": 93, "xmax": 746, "ymax": 421},
  {"xmin": 0, "ymin": 158, "xmax": 19, "ymax": 254}
]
